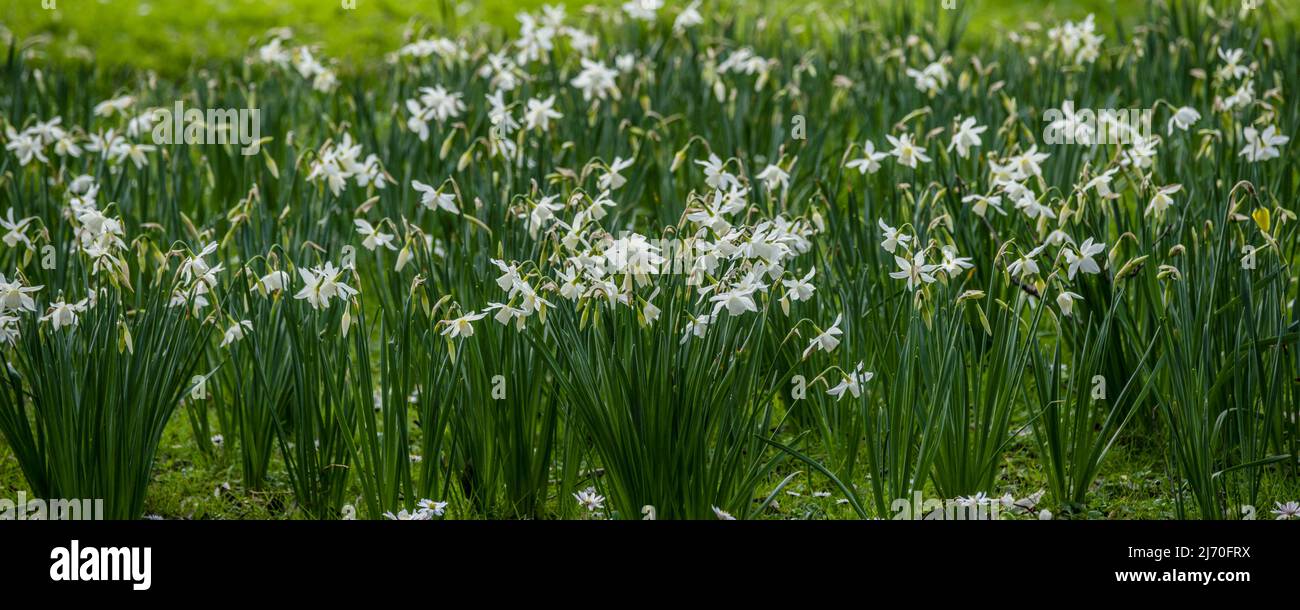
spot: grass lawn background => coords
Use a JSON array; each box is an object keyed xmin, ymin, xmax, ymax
[{"xmin": 1, "ymin": 0, "xmax": 1176, "ymax": 76}]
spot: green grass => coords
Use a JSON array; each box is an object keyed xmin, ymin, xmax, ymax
[
  {"xmin": 0, "ymin": 0, "xmax": 1182, "ymax": 76},
  {"xmin": 9, "ymin": 414, "xmax": 1295, "ymax": 519}
]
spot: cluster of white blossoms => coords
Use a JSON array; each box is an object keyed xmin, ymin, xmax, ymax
[
  {"xmin": 4, "ymin": 116, "xmax": 81, "ymax": 165},
  {"xmin": 397, "ymin": 37, "xmax": 466, "ymax": 64},
  {"xmin": 0, "ymin": 172, "xmax": 134, "ymax": 339},
  {"xmin": 377, "ymin": 12, "xmax": 808, "ymax": 354},
  {"xmin": 1047, "ymin": 14, "xmax": 1104, "ymax": 65},
  {"xmin": 254, "ymin": 31, "xmax": 339, "ymax": 93},
  {"xmin": 1204, "ymin": 47, "xmax": 1291, "ymax": 161},
  {"xmin": 89, "ymin": 99, "xmax": 158, "ymax": 171},
  {"xmin": 211, "ymin": 257, "xmax": 360, "ymax": 345},
  {"xmin": 846, "ymin": 128, "xmax": 955, "ymax": 173},
  {"xmin": 171, "ymin": 242, "xmax": 223, "ymax": 314},
  {"xmin": 306, "ymin": 132, "xmax": 393, "ymax": 196},
  {"xmin": 511, "ymin": 5, "xmax": 608, "ymax": 64},
  {"xmin": 405, "ymin": 85, "xmax": 466, "ymax": 142},
  {"xmin": 717, "ymin": 47, "xmax": 777, "ymax": 81},
  {"xmin": 950, "ymin": 490, "xmax": 1049, "ymax": 520},
  {"xmin": 383, "ymin": 498, "xmax": 448, "ymax": 520},
  {"xmin": 905, "ymin": 59, "xmax": 951, "ymax": 97},
  {"xmin": 831, "ymin": 32, "xmax": 1290, "ymax": 332},
  {"xmin": 292, "ymin": 262, "xmax": 358, "ymax": 310},
  {"xmin": 571, "ymin": 58, "xmax": 622, "ymax": 102},
  {"xmin": 427, "ymin": 147, "xmax": 821, "ymax": 357},
  {"xmin": 6, "ymin": 100, "xmax": 160, "ymax": 172}
]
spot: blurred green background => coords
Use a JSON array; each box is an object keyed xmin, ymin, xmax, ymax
[
  {"xmin": 3, "ymin": 0, "xmax": 1297, "ymax": 76},
  {"xmin": 0, "ymin": 0, "xmax": 1148, "ymax": 74}
]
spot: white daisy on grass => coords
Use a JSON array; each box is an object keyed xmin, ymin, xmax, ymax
[
  {"xmin": 573, "ymin": 487, "xmax": 605, "ymax": 512},
  {"xmin": 417, "ymin": 499, "xmax": 449, "ymax": 517},
  {"xmin": 1272, "ymin": 501, "xmax": 1300, "ymax": 520}
]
